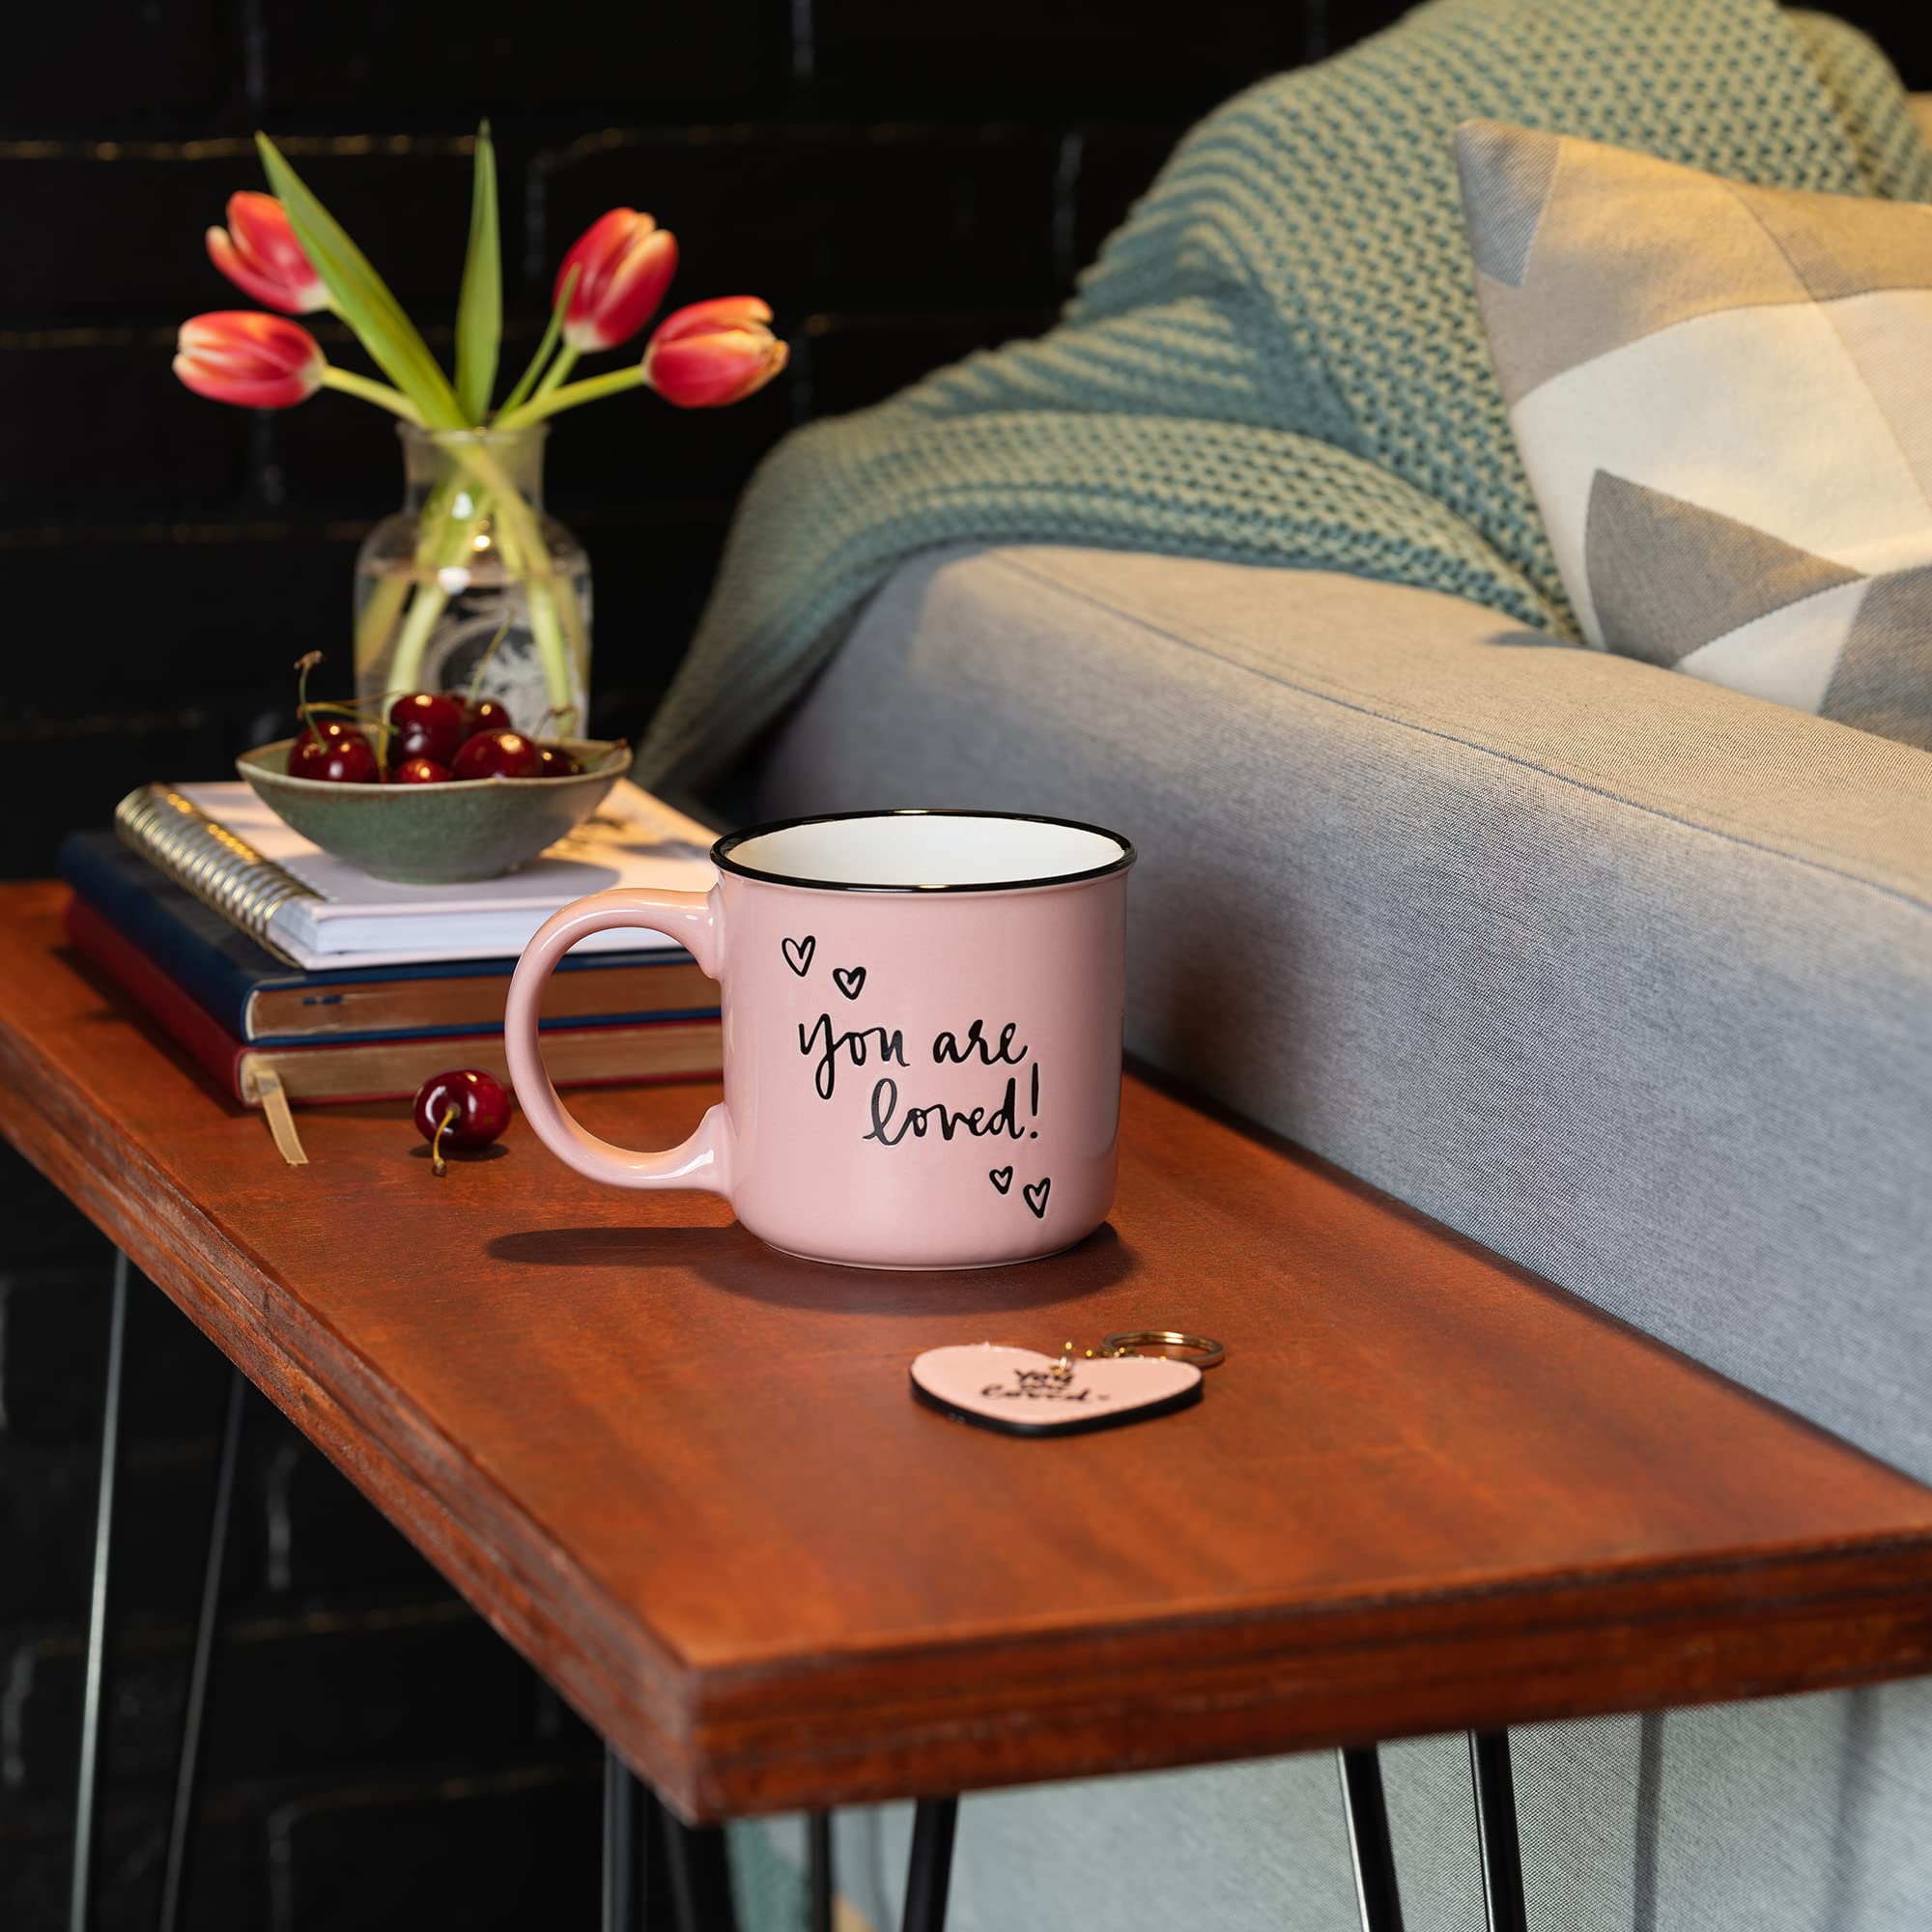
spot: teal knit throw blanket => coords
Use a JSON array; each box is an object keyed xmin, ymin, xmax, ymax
[{"xmin": 636, "ymin": 0, "xmax": 1932, "ymax": 787}]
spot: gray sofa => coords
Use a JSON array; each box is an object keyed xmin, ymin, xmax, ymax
[{"xmin": 740, "ymin": 544, "xmax": 1932, "ymax": 1929}]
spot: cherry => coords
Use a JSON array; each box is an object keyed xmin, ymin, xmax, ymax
[
  {"xmin": 289, "ymin": 720, "xmax": 379, "ymax": 783},
  {"xmin": 286, "ymin": 653, "xmax": 378, "ymax": 782},
  {"xmin": 412, "ymin": 1068, "xmax": 511, "ymax": 1176},
  {"xmin": 445, "ymin": 692, "xmax": 513, "ymax": 738},
  {"xmin": 453, "ymin": 728, "xmax": 542, "ymax": 780},
  {"xmin": 388, "ymin": 691, "xmax": 465, "ymax": 766},
  {"xmin": 388, "ymin": 754, "xmax": 454, "ymax": 784},
  {"xmin": 534, "ymin": 743, "xmax": 583, "ymax": 778}
]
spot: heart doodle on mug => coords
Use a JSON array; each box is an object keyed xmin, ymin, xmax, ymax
[
  {"xmin": 833, "ymin": 965, "xmax": 867, "ymax": 1001},
  {"xmin": 988, "ymin": 1166, "xmax": 1013, "ymax": 1194},
  {"xmin": 1022, "ymin": 1178, "xmax": 1052, "ymax": 1219},
  {"xmin": 781, "ymin": 934, "xmax": 816, "ymax": 977}
]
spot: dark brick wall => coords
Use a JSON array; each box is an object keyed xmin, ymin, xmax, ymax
[{"xmin": 2, "ymin": 5, "xmax": 1927, "ymax": 1927}]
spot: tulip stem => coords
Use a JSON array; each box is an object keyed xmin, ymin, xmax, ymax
[
  {"xmin": 320, "ymin": 366, "xmax": 425, "ymax": 422},
  {"xmin": 533, "ymin": 343, "xmax": 580, "ymax": 401},
  {"xmin": 494, "ymin": 364, "xmax": 647, "ymax": 431},
  {"xmin": 354, "ymin": 571, "xmax": 412, "ymax": 677},
  {"xmin": 384, "ymin": 486, "xmax": 490, "ymax": 696},
  {"xmin": 495, "ymin": 267, "xmax": 579, "ymax": 421},
  {"xmin": 384, "ymin": 581, "xmax": 453, "ymax": 697},
  {"xmin": 440, "ymin": 440, "xmax": 579, "ymax": 719}
]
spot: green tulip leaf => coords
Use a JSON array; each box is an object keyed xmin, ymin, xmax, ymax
[
  {"xmin": 496, "ymin": 264, "xmax": 578, "ymax": 420},
  {"xmin": 255, "ymin": 133, "xmax": 464, "ymax": 429},
  {"xmin": 453, "ymin": 121, "xmax": 501, "ymax": 424}
]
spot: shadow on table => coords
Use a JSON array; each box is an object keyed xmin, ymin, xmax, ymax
[{"xmin": 484, "ymin": 1220, "xmax": 1134, "ymax": 1314}]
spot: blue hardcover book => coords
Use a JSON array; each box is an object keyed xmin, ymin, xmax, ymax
[{"xmin": 59, "ymin": 832, "xmax": 719, "ymax": 1047}]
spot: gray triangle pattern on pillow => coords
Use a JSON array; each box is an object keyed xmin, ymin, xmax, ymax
[
  {"xmin": 1455, "ymin": 121, "xmax": 1561, "ymax": 290},
  {"xmin": 1584, "ymin": 469, "xmax": 1932, "ymax": 746},
  {"xmin": 1826, "ymin": 566, "xmax": 1932, "ymax": 752},
  {"xmin": 1584, "ymin": 473, "xmax": 1861, "ymax": 667}
]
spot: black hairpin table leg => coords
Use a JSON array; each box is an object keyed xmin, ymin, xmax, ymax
[
  {"xmin": 1337, "ymin": 1746, "xmax": 1405, "ymax": 1932},
  {"xmin": 158, "ymin": 1362, "xmax": 248, "ymax": 1932},
  {"xmin": 1469, "ymin": 1731, "xmax": 1528, "ymax": 1932},
  {"xmin": 900, "ymin": 1797, "xmax": 959, "ymax": 1932},
  {"xmin": 68, "ymin": 1248, "xmax": 128, "ymax": 1932},
  {"xmin": 660, "ymin": 1801, "xmax": 737, "ymax": 1932},
  {"xmin": 808, "ymin": 1813, "xmax": 835, "ymax": 1932},
  {"xmin": 604, "ymin": 1748, "xmax": 650, "ymax": 1932},
  {"xmin": 604, "ymin": 1748, "xmax": 740, "ymax": 1932}
]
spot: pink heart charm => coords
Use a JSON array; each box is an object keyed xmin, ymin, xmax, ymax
[{"xmin": 910, "ymin": 1343, "xmax": 1202, "ymax": 1437}]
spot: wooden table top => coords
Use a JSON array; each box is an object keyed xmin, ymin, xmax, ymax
[{"xmin": 6, "ymin": 880, "xmax": 1932, "ymax": 1822}]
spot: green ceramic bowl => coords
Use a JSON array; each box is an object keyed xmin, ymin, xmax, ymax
[{"xmin": 237, "ymin": 738, "xmax": 630, "ymax": 886}]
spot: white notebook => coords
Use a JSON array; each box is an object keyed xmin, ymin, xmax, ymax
[{"xmin": 165, "ymin": 779, "xmax": 718, "ymax": 969}]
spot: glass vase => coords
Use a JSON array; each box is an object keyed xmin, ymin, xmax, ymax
[{"xmin": 354, "ymin": 424, "xmax": 591, "ymax": 736}]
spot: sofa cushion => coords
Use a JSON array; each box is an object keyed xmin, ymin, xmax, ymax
[
  {"xmin": 750, "ymin": 543, "xmax": 1932, "ymax": 1932},
  {"xmin": 755, "ymin": 543, "xmax": 1932, "ymax": 1480},
  {"xmin": 1454, "ymin": 120, "xmax": 1932, "ymax": 749}
]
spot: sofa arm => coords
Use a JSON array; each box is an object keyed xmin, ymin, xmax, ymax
[{"xmin": 754, "ymin": 544, "xmax": 1932, "ymax": 1479}]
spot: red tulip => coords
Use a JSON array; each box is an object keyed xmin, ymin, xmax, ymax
[
  {"xmin": 641, "ymin": 298, "xmax": 787, "ymax": 409},
  {"xmin": 554, "ymin": 210, "xmax": 679, "ymax": 352},
  {"xmin": 173, "ymin": 312, "xmax": 326, "ymax": 409},
  {"xmin": 206, "ymin": 192, "xmax": 328, "ymax": 315}
]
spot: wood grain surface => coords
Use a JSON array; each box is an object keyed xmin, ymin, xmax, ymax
[{"xmin": 5, "ymin": 881, "xmax": 1931, "ymax": 1821}]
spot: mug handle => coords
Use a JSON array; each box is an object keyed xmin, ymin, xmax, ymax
[{"xmin": 503, "ymin": 887, "xmax": 734, "ymax": 1197}]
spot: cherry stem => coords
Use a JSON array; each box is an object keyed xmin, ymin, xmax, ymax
[
  {"xmin": 466, "ymin": 611, "xmax": 515, "ymax": 710},
  {"xmin": 294, "ymin": 650, "xmax": 322, "ymax": 733},
  {"xmin": 431, "ymin": 1104, "xmax": 458, "ymax": 1178},
  {"xmin": 291, "ymin": 666, "xmax": 393, "ymax": 772}
]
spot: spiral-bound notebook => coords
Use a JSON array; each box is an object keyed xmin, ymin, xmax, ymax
[{"xmin": 115, "ymin": 779, "xmax": 717, "ymax": 969}]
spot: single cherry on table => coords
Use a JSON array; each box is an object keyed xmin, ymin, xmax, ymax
[{"xmin": 412, "ymin": 1068, "xmax": 512, "ymax": 1176}]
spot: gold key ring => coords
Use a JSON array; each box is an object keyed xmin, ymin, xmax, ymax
[{"xmin": 1099, "ymin": 1329, "xmax": 1227, "ymax": 1370}]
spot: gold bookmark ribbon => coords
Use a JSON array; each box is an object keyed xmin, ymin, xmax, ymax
[{"xmin": 250, "ymin": 1066, "xmax": 310, "ymax": 1166}]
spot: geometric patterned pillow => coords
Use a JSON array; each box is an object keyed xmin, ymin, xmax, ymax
[{"xmin": 1455, "ymin": 120, "xmax": 1932, "ymax": 751}]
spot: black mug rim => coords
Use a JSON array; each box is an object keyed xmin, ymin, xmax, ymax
[{"xmin": 711, "ymin": 809, "xmax": 1137, "ymax": 895}]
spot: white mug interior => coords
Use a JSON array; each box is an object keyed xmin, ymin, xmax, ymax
[{"xmin": 717, "ymin": 810, "xmax": 1133, "ymax": 892}]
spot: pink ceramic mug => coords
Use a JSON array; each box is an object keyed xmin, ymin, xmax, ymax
[{"xmin": 504, "ymin": 809, "xmax": 1135, "ymax": 1269}]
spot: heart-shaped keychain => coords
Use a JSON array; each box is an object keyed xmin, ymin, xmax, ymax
[{"xmin": 910, "ymin": 1330, "xmax": 1224, "ymax": 1437}]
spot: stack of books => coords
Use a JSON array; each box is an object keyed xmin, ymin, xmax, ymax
[{"xmin": 61, "ymin": 778, "xmax": 724, "ymax": 1160}]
